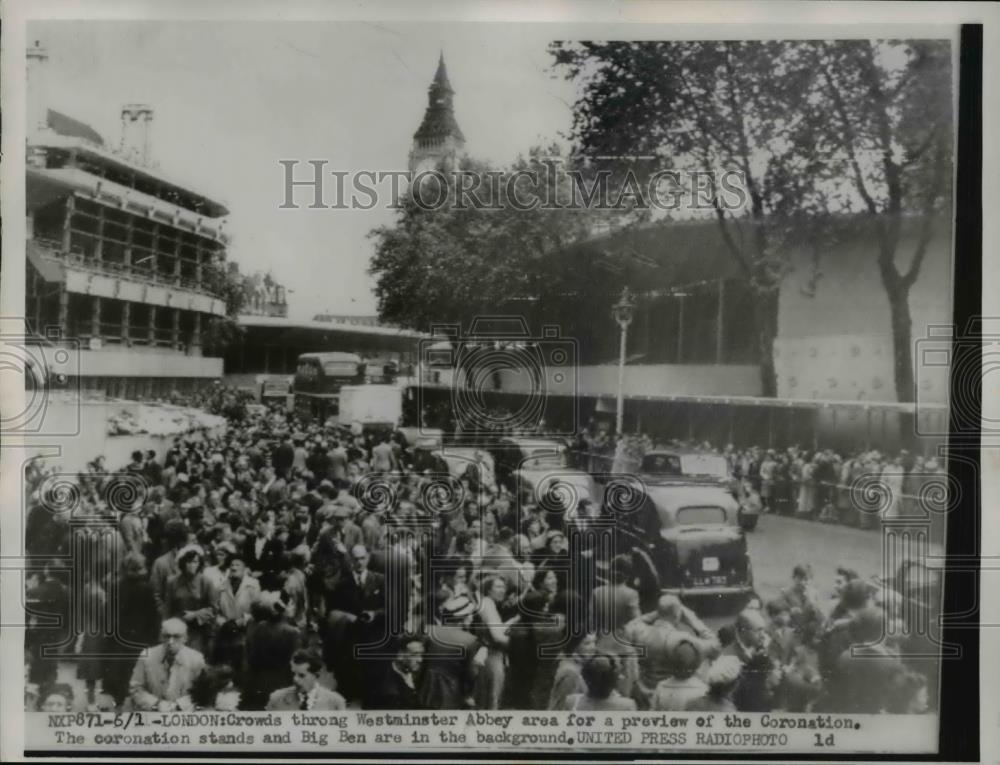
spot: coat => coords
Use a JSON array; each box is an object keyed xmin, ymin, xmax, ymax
[
  {"xmin": 590, "ymin": 583, "xmax": 640, "ymax": 647},
  {"xmin": 243, "ymin": 534, "xmax": 286, "ymax": 591},
  {"xmin": 265, "ymin": 685, "xmax": 346, "ymax": 711},
  {"xmin": 119, "ymin": 513, "xmax": 146, "ymax": 556},
  {"xmin": 129, "ymin": 644, "xmax": 205, "ymax": 710},
  {"xmin": 419, "ymin": 624, "xmax": 478, "ymax": 710},
  {"xmin": 150, "ymin": 549, "xmax": 180, "ymax": 617},
  {"xmin": 116, "ymin": 576, "xmax": 162, "ymax": 648},
  {"xmin": 325, "ymin": 570, "xmax": 385, "ymax": 620},
  {"xmin": 721, "ymin": 639, "xmax": 778, "ymax": 712},
  {"xmin": 365, "ymin": 664, "xmax": 421, "ymax": 709},
  {"xmin": 217, "ymin": 574, "xmax": 262, "ymax": 623},
  {"xmin": 244, "ymin": 620, "xmax": 302, "ymax": 709}
]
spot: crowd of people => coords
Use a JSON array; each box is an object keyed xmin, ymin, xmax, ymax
[
  {"xmin": 24, "ymin": 397, "xmax": 934, "ymax": 717},
  {"xmin": 570, "ymin": 430, "xmax": 947, "ymax": 529}
]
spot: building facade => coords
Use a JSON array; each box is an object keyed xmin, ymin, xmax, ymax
[
  {"xmin": 487, "ymin": 217, "xmax": 952, "ymax": 450},
  {"xmin": 24, "ymin": 41, "xmax": 230, "ymax": 400}
]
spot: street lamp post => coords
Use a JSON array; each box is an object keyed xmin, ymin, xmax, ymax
[{"xmin": 612, "ymin": 287, "xmax": 636, "ymax": 436}]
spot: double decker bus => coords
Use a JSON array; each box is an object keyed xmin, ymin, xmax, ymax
[{"xmin": 291, "ymin": 351, "xmax": 366, "ymax": 422}]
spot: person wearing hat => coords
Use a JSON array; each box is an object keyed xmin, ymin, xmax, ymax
[{"xmin": 418, "ymin": 592, "xmax": 480, "ymax": 709}]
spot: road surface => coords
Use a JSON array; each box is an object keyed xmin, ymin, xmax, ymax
[{"xmin": 746, "ymin": 512, "xmax": 885, "ymax": 605}]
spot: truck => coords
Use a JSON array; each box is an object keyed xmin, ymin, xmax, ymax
[{"xmin": 337, "ymin": 384, "xmax": 404, "ymax": 429}]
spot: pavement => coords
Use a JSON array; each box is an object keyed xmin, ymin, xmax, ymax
[{"xmin": 746, "ymin": 511, "xmax": 885, "ymax": 605}]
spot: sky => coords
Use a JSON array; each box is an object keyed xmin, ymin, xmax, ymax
[{"xmin": 31, "ymin": 21, "xmax": 578, "ymax": 319}]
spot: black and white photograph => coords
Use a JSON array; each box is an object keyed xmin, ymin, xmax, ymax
[{"xmin": 0, "ymin": 1, "xmax": 993, "ymax": 762}]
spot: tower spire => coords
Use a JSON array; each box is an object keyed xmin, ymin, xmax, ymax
[
  {"xmin": 433, "ymin": 50, "xmax": 452, "ymax": 91},
  {"xmin": 409, "ymin": 52, "xmax": 465, "ymax": 175}
]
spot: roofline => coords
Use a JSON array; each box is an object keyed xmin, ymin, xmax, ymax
[
  {"xmin": 28, "ymin": 166, "xmax": 229, "ymax": 243},
  {"xmin": 30, "ymin": 131, "xmax": 229, "ymax": 217},
  {"xmin": 298, "ymin": 351, "xmax": 363, "ymax": 361},
  {"xmin": 573, "ymin": 210, "xmax": 952, "ymax": 251},
  {"xmin": 584, "ymin": 390, "xmax": 948, "ymax": 412},
  {"xmin": 237, "ymin": 314, "xmax": 430, "ymax": 339}
]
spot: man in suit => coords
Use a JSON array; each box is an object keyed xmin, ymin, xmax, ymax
[
  {"xmin": 311, "ymin": 505, "xmax": 363, "ymax": 593},
  {"xmin": 243, "ymin": 510, "xmax": 285, "ymax": 592},
  {"xmin": 365, "ymin": 635, "xmax": 425, "ymax": 709},
  {"xmin": 144, "ymin": 450, "xmax": 163, "ymax": 486},
  {"xmin": 323, "ymin": 544, "xmax": 385, "ymax": 702},
  {"xmin": 151, "ymin": 520, "xmax": 189, "ymax": 618},
  {"xmin": 129, "ymin": 618, "xmax": 205, "ymax": 711},
  {"xmin": 721, "ymin": 609, "xmax": 781, "ymax": 712},
  {"xmin": 272, "ymin": 435, "xmax": 295, "ymax": 480},
  {"xmin": 266, "ymin": 649, "xmax": 346, "ymax": 711}
]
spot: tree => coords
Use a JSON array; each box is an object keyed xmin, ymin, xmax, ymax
[
  {"xmin": 551, "ymin": 40, "xmax": 830, "ymax": 397},
  {"xmin": 550, "ymin": 40, "xmax": 951, "ymax": 403},
  {"xmin": 801, "ymin": 40, "xmax": 952, "ymax": 404},
  {"xmin": 201, "ymin": 261, "xmax": 248, "ymax": 356},
  {"xmin": 368, "ymin": 147, "xmax": 596, "ymax": 332}
]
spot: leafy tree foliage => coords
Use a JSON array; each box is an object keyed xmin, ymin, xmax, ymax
[
  {"xmin": 369, "ymin": 148, "xmax": 597, "ymax": 332},
  {"xmin": 550, "ymin": 39, "xmax": 952, "ymax": 403}
]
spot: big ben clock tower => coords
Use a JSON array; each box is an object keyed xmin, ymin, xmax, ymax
[{"xmin": 409, "ymin": 52, "xmax": 466, "ymax": 176}]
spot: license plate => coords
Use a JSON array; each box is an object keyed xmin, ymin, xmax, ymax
[
  {"xmin": 691, "ymin": 575, "xmax": 728, "ymax": 587},
  {"xmin": 702, "ymin": 557, "xmax": 720, "ymax": 572}
]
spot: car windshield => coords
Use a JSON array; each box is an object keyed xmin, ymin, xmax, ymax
[
  {"xmin": 677, "ymin": 505, "xmax": 727, "ymax": 525},
  {"xmin": 679, "ymin": 454, "xmax": 729, "ymax": 478},
  {"xmin": 522, "ymin": 448, "xmax": 566, "ymax": 469}
]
